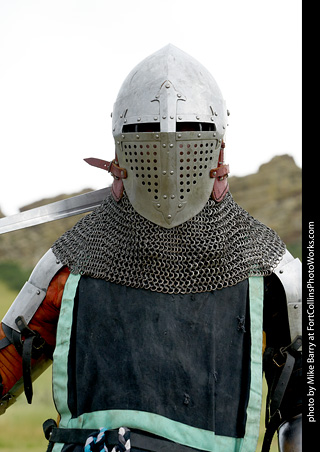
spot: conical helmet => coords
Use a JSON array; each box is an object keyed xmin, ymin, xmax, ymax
[{"xmin": 111, "ymin": 44, "xmax": 228, "ymax": 228}]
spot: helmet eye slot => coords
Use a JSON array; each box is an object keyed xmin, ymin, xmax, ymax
[
  {"xmin": 122, "ymin": 122, "xmax": 216, "ymax": 133},
  {"xmin": 122, "ymin": 123, "xmax": 161, "ymax": 133},
  {"xmin": 176, "ymin": 122, "xmax": 216, "ymax": 132}
]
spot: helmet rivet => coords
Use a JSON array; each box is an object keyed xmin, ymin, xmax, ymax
[
  {"xmin": 120, "ymin": 114, "xmax": 123, "ymax": 118},
  {"xmin": 177, "ymin": 93, "xmax": 181, "ymax": 98},
  {"xmin": 137, "ymin": 117, "xmax": 141, "ymax": 121},
  {"xmin": 178, "ymin": 133, "xmax": 182, "ymax": 138},
  {"xmin": 117, "ymin": 141, "xmax": 120, "ymax": 145},
  {"xmin": 213, "ymin": 133, "xmax": 216, "ymax": 137},
  {"xmin": 157, "ymin": 203, "xmax": 161, "ymax": 207},
  {"xmin": 170, "ymin": 115, "xmax": 174, "ymax": 119},
  {"xmin": 155, "ymin": 134, "xmax": 159, "ymax": 138},
  {"xmin": 178, "ymin": 116, "xmax": 182, "ymax": 120},
  {"xmin": 215, "ymin": 112, "xmax": 218, "ymax": 116},
  {"xmin": 168, "ymin": 214, "xmax": 172, "ymax": 219},
  {"xmin": 170, "ymin": 171, "xmax": 174, "ymax": 175},
  {"xmin": 171, "ymin": 195, "xmax": 175, "ymax": 199},
  {"xmin": 163, "ymin": 195, "xmax": 168, "ymax": 199},
  {"xmin": 178, "ymin": 203, "xmax": 182, "ymax": 208},
  {"xmin": 227, "ymin": 110, "xmax": 231, "ymax": 116},
  {"xmin": 162, "ymin": 171, "xmax": 167, "ymax": 175},
  {"xmin": 198, "ymin": 133, "xmax": 201, "ymax": 137},
  {"xmin": 211, "ymin": 117, "xmax": 214, "ymax": 121},
  {"xmin": 136, "ymin": 134, "xmax": 140, "ymax": 138},
  {"xmin": 165, "ymin": 83, "xmax": 170, "ymax": 88},
  {"xmin": 154, "ymin": 116, "xmax": 158, "ymax": 120},
  {"xmin": 122, "ymin": 134, "xmax": 125, "ymax": 138},
  {"xmin": 169, "ymin": 143, "xmax": 174, "ymax": 148},
  {"xmin": 113, "ymin": 127, "xmax": 115, "ymax": 131},
  {"xmin": 162, "ymin": 115, "xmax": 167, "ymax": 119},
  {"xmin": 196, "ymin": 115, "xmax": 200, "ymax": 120},
  {"xmin": 162, "ymin": 143, "xmax": 166, "ymax": 148},
  {"xmin": 124, "ymin": 119, "xmax": 127, "ymax": 123}
]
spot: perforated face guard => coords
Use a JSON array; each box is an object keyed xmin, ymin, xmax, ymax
[{"xmin": 115, "ymin": 129, "xmax": 221, "ymax": 228}]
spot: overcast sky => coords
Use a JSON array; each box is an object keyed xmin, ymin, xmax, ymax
[{"xmin": 0, "ymin": 0, "xmax": 302, "ymax": 215}]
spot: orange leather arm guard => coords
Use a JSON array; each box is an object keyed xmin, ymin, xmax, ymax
[{"xmin": 0, "ymin": 266, "xmax": 70, "ymax": 413}]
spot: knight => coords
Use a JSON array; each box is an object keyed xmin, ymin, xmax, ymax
[{"xmin": 0, "ymin": 44, "xmax": 301, "ymax": 452}]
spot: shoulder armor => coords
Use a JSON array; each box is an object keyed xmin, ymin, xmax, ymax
[
  {"xmin": 2, "ymin": 249, "xmax": 64, "ymax": 332},
  {"xmin": 273, "ymin": 249, "xmax": 302, "ymax": 348}
]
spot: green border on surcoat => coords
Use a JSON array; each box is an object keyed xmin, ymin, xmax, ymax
[{"xmin": 52, "ymin": 274, "xmax": 263, "ymax": 452}]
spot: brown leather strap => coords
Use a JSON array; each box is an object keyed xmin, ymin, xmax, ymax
[
  {"xmin": 209, "ymin": 164, "xmax": 230, "ymax": 180},
  {"xmin": 84, "ymin": 158, "xmax": 127, "ymax": 179},
  {"xmin": 210, "ymin": 143, "xmax": 230, "ymax": 202}
]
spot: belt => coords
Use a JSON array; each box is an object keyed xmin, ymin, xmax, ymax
[{"xmin": 46, "ymin": 425, "xmax": 201, "ymax": 452}]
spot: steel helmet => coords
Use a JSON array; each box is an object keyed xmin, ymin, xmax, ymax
[{"xmin": 90, "ymin": 44, "xmax": 230, "ymax": 228}]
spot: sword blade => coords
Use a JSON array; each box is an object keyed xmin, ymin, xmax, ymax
[{"xmin": 0, "ymin": 187, "xmax": 111, "ymax": 235}]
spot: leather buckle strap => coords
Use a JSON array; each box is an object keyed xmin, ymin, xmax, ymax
[
  {"xmin": 209, "ymin": 164, "xmax": 230, "ymax": 181},
  {"xmin": 14, "ymin": 316, "xmax": 53, "ymax": 404},
  {"xmin": 262, "ymin": 335, "xmax": 302, "ymax": 452},
  {"xmin": 84, "ymin": 158, "xmax": 127, "ymax": 179}
]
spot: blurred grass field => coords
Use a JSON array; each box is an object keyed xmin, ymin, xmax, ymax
[{"xmin": 0, "ymin": 280, "xmax": 278, "ymax": 452}]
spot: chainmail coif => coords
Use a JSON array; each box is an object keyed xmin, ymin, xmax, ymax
[{"xmin": 52, "ymin": 191, "xmax": 286, "ymax": 294}]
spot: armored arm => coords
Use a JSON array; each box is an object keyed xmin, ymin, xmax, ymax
[
  {"xmin": 262, "ymin": 250, "xmax": 302, "ymax": 452},
  {"xmin": 0, "ymin": 249, "xmax": 67, "ymax": 414}
]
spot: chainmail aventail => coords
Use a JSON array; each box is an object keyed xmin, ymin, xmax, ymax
[{"xmin": 51, "ymin": 192, "xmax": 286, "ymax": 294}]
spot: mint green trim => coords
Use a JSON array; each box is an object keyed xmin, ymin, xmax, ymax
[
  {"xmin": 52, "ymin": 273, "xmax": 81, "ymax": 426},
  {"xmin": 52, "ymin": 273, "xmax": 81, "ymax": 452},
  {"xmin": 52, "ymin": 275, "xmax": 264, "ymax": 452},
  {"xmin": 240, "ymin": 276, "xmax": 264, "ymax": 452}
]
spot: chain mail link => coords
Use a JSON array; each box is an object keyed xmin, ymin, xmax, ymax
[{"xmin": 52, "ymin": 192, "xmax": 286, "ymax": 294}]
